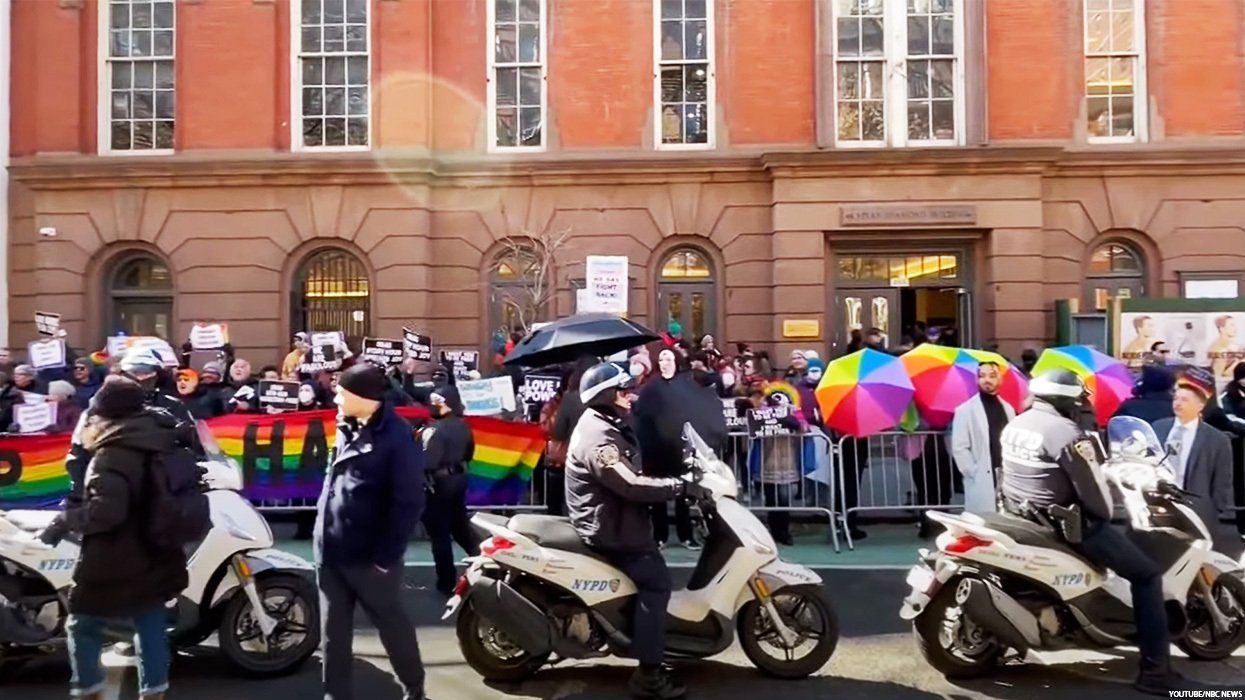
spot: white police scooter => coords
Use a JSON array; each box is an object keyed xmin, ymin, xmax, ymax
[{"xmin": 0, "ymin": 423, "xmax": 319, "ymax": 679}]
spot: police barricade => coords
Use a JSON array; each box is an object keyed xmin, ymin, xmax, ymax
[{"xmin": 835, "ymin": 430, "xmax": 960, "ymax": 552}]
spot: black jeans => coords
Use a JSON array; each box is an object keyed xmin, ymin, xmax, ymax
[
  {"xmin": 422, "ymin": 472, "xmax": 480, "ymax": 591},
  {"xmin": 545, "ymin": 468, "xmax": 566, "ymax": 517},
  {"xmin": 762, "ymin": 482, "xmax": 796, "ymax": 540},
  {"xmin": 600, "ymin": 548, "xmax": 672, "ymax": 666},
  {"xmin": 319, "ymin": 564, "xmax": 425, "ymax": 700},
  {"xmin": 1075, "ymin": 520, "xmax": 1169, "ymax": 666},
  {"xmin": 651, "ymin": 497, "xmax": 695, "ymax": 544}
]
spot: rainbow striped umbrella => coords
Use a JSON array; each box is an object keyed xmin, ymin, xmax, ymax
[
  {"xmin": 815, "ymin": 349, "xmax": 914, "ymax": 438},
  {"xmin": 1031, "ymin": 345, "xmax": 1132, "ymax": 427}
]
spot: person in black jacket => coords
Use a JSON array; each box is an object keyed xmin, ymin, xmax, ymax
[
  {"xmin": 565, "ymin": 362, "xmax": 694, "ymax": 700},
  {"xmin": 421, "ymin": 385, "xmax": 481, "ymax": 595},
  {"xmin": 63, "ymin": 376, "xmax": 189, "ymax": 700},
  {"xmin": 550, "ymin": 355, "xmax": 599, "ymax": 446},
  {"xmin": 1113, "ymin": 364, "xmax": 1176, "ymax": 426}
]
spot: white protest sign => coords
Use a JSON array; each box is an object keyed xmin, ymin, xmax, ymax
[
  {"xmin": 310, "ymin": 331, "xmax": 345, "ymax": 349},
  {"xmin": 14, "ymin": 402, "xmax": 56, "ymax": 433},
  {"xmin": 584, "ymin": 255, "xmax": 629, "ymax": 314},
  {"xmin": 457, "ymin": 376, "xmax": 517, "ymax": 416},
  {"xmin": 575, "ymin": 288, "xmax": 592, "ymax": 313},
  {"xmin": 106, "ymin": 335, "xmax": 130, "ymax": 358},
  {"xmin": 27, "ymin": 339, "xmax": 66, "ymax": 369},
  {"xmin": 34, "ymin": 312, "xmax": 61, "ymax": 337},
  {"xmin": 189, "ymin": 322, "xmax": 229, "ymax": 350},
  {"xmin": 402, "ymin": 328, "xmax": 433, "ymax": 361}
]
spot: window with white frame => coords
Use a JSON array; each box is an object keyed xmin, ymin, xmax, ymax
[
  {"xmin": 1084, "ymin": 0, "xmax": 1146, "ymax": 141},
  {"xmin": 102, "ymin": 0, "xmax": 176, "ymax": 152},
  {"xmin": 656, "ymin": 0, "xmax": 714, "ymax": 147},
  {"xmin": 488, "ymin": 0, "xmax": 546, "ymax": 150},
  {"xmin": 832, "ymin": 0, "xmax": 963, "ymax": 147},
  {"xmin": 296, "ymin": 0, "xmax": 370, "ymax": 149}
]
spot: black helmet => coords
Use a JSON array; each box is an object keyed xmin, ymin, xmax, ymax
[
  {"xmin": 1029, "ymin": 368, "xmax": 1089, "ymax": 419},
  {"xmin": 579, "ymin": 362, "xmax": 634, "ymax": 407}
]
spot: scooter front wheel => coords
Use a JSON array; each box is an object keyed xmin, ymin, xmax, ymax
[
  {"xmin": 738, "ymin": 584, "xmax": 839, "ymax": 679},
  {"xmin": 217, "ymin": 573, "xmax": 320, "ymax": 678},
  {"xmin": 457, "ymin": 600, "xmax": 550, "ymax": 682},
  {"xmin": 1178, "ymin": 574, "xmax": 1245, "ymax": 661}
]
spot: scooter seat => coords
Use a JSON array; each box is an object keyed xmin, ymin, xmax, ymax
[
  {"xmin": 508, "ymin": 515, "xmax": 604, "ymax": 560},
  {"xmin": 977, "ymin": 513, "xmax": 1089, "ymax": 563},
  {"xmin": 3, "ymin": 511, "xmax": 59, "ymax": 533}
]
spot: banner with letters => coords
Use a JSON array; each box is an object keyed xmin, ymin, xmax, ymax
[{"xmin": 0, "ymin": 407, "xmax": 547, "ymax": 510}]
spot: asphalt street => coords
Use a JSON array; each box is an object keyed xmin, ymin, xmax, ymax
[{"xmin": 5, "ymin": 568, "xmax": 1244, "ymax": 699}]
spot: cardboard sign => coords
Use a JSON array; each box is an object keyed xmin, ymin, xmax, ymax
[
  {"xmin": 746, "ymin": 405, "xmax": 795, "ymax": 439},
  {"xmin": 14, "ymin": 402, "xmax": 55, "ymax": 434},
  {"xmin": 440, "ymin": 349, "xmax": 479, "ymax": 381},
  {"xmin": 106, "ymin": 335, "xmax": 130, "ymax": 358},
  {"xmin": 258, "ymin": 381, "xmax": 300, "ymax": 412},
  {"xmin": 403, "ymin": 328, "xmax": 433, "ymax": 362},
  {"xmin": 518, "ymin": 373, "xmax": 559, "ymax": 405},
  {"xmin": 26, "ymin": 339, "xmax": 66, "ymax": 370},
  {"xmin": 722, "ymin": 398, "xmax": 748, "ymax": 431},
  {"xmin": 458, "ymin": 376, "xmax": 517, "ymax": 416},
  {"xmin": 299, "ymin": 343, "xmax": 343, "ymax": 374},
  {"xmin": 189, "ymin": 322, "xmax": 229, "ymax": 350},
  {"xmin": 584, "ymin": 255, "xmax": 629, "ymax": 314},
  {"xmin": 34, "ymin": 312, "xmax": 60, "ymax": 337},
  {"xmin": 362, "ymin": 338, "xmax": 404, "ymax": 367}
]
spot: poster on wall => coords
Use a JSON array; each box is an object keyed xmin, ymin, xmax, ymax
[
  {"xmin": 1118, "ymin": 303, "xmax": 1245, "ymax": 388},
  {"xmin": 584, "ymin": 256, "xmax": 629, "ymax": 314}
]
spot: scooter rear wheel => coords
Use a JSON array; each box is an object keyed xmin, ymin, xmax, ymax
[
  {"xmin": 913, "ymin": 579, "xmax": 1001, "ymax": 679},
  {"xmin": 457, "ymin": 600, "xmax": 550, "ymax": 682},
  {"xmin": 737, "ymin": 584, "xmax": 839, "ymax": 679}
]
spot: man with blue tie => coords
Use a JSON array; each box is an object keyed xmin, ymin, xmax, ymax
[{"xmin": 1153, "ymin": 377, "xmax": 1235, "ymax": 552}]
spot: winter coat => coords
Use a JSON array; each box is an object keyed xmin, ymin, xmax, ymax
[
  {"xmin": 181, "ymin": 387, "xmax": 228, "ymax": 420},
  {"xmin": 1112, "ymin": 391, "xmax": 1175, "ymax": 426},
  {"xmin": 64, "ymin": 410, "xmax": 189, "ymax": 616},
  {"xmin": 633, "ymin": 372, "xmax": 729, "ymax": 477},
  {"xmin": 951, "ymin": 394, "xmax": 1016, "ymax": 514}
]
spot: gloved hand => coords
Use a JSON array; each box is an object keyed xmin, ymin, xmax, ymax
[
  {"xmin": 37, "ymin": 517, "xmax": 68, "ymax": 546},
  {"xmin": 682, "ymin": 479, "xmax": 713, "ymax": 501}
]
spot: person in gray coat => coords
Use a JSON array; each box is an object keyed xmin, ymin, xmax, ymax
[{"xmin": 1153, "ymin": 379, "xmax": 1235, "ymax": 553}]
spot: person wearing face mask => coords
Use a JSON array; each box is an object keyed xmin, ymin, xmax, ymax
[
  {"xmin": 628, "ymin": 350, "xmax": 653, "ymax": 387},
  {"xmin": 420, "ymin": 385, "xmax": 480, "ymax": 595},
  {"xmin": 796, "ymin": 359, "xmax": 824, "ymax": 426}
]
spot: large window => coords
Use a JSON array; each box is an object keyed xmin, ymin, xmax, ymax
[
  {"xmin": 294, "ymin": 0, "xmax": 371, "ymax": 150},
  {"xmin": 1084, "ymin": 0, "xmax": 1146, "ymax": 142},
  {"xmin": 488, "ymin": 0, "xmax": 547, "ymax": 150},
  {"xmin": 1085, "ymin": 241, "xmax": 1145, "ymax": 311},
  {"xmin": 655, "ymin": 0, "xmax": 715, "ymax": 148},
  {"xmin": 490, "ymin": 249, "xmax": 544, "ymax": 337},
  {"xmin": 292, "ymin": 248, "xmax": 371, "ymax": 345},
  {"xmin": 100, "ymin": 0, "xmax": 176, "ymax": 153},
  {"xmin": 107, "ymin": 254, "xmax": 174, "ymax": 339},
  {"xmin": 657, "ymin": 248, "xmax": 716, "ymax": 340},
  {"xmin": 831, "ymin": 0, "xmax": 964, "ymax": 147}
]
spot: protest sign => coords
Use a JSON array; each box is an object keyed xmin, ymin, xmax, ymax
[
  {"xmin": 519, "ymin": 374, "xmax": 559, "ymax": 405},
  {"xmin": 310, "ymin": 331, "xmax": 344, "ymax": 349},
  {"xmin": 258, "ymin": 381, "xmax": 300, "ymax": 412},
  {"xmin": 299, "ymin": 342, "xmax": 343, "ymax": 374},
  {"xmin": 722, "ymin": 398, "xmax": 748, "ymax": 431},
  {"xmin": 34, "ymin": 312, "xmax": 60, "ymax": 337},
  {"xmin": 746, "ymin": 406, "xmax": 795, "ymax": 439},
  {"xmin": 189, "ymin": 322, "xmax": 229, "ymax": 350},
  {"xmin": 403, "ymin": 328, "xmax": 433, "ymax": 361},
  {"xmin": 458, "ymin": 376, "xmax": 518, "ymax": 416},
  {"xmin": 440, "ymin": 349, "xmax": 479, "ymax": 381},
  {"xmin": 120, "ymin": 336, "xmax": 180, "ymax": 366},
  {"xmin": 361, "ymin": 338, "xmax": 404, "ymax": 367},
  {"xmin": 26, "ymin": 339, "xmax": 66, "ymax": 370},
  {"xmin": 584, "ymin": 255, "xmax": 629, "ymax": 314},
  {"xmin": 14, "ymin": 402, "xmax": 55, "ymax": 434}
]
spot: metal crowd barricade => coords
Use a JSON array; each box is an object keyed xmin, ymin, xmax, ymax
[
  {"xmin": 835, "ymin": 430, "xmax": 962, "ymax": 552},
  {"xmin": 250, "ymin": 468, "xmax": 551, "ymax": 514},
  {"xmin": 720, "ymin": 429, "xmax": 840, "ymax": 552}
]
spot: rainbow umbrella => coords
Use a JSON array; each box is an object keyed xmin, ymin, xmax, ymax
[
  {"xmin": 900, "ymin": 344, "xmax": 994, "ymax": 429},
  {"xmin": 815, "ymin": 348, "xmax": 914, "ymax": 438},
  {"xmin": 965, "ymin": 348, "xmax": 1030, "ymax": 414},
  {"xmin": 1031, "ymin": 345, "xmax": 1132, "ymax": 426}
]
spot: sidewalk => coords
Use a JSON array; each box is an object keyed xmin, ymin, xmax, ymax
[{"xmin": 272, "ymin": 523, "xmax": 924, "ymax": 570}]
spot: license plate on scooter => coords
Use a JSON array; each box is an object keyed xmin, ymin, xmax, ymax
[{"xmin": 905, "ymin": 565, "xmax": 935, "ymax": 593}]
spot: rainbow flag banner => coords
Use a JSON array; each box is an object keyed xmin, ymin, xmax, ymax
[{"xmin": 0, "ymin": 408, "xmax": 547, "ymax": 510}]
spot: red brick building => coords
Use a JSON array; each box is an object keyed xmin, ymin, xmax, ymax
[{"xmin": 7, "ymin": 0, "xmax": 1245, "ymax": 363}]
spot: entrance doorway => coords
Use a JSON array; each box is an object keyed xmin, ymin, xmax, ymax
[{"xmin": 831, "ymin": 250, "xmax": 973, "ymax": 354}]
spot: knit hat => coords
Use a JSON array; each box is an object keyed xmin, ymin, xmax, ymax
[
  {"xmin": 177, "ymin": 368, "xmax": 199, "ymax": 382},
  {"xmin": 1176, "ymin": 366, "xmax": 1214, "ymax": 402},
  {"xmin": 805, "ymin": 350, "xmax": 821, "ymax": 361},
  {"xmin": 667, "ymin": 320, "xmax": 682, "ymax": 337},
  {"xmin": 790, "ymin": 349, "xmax": 807, "ymax": 361},
  {"xmin": 807, "ymin": 358, "xmax": 825, "ymax": 373},
  {"xmin": 338, "ymin": 363, "xmax": 389, "ymax": 402},
  {"xmin": 202, "ymin": 361, "xmax": 225, "ymax": 378},
  {"xmin": 92, "ymin": 376, "xmax": 146, "ymax": 419},
  {"xmin": 13, "ymin": 364, "xmax": 35, "ymax": 377},
  {"xmin": 48, "ymin": 380, "xmax": 76, "ymax": 400},
  {"xmin": 629, "ymin": 352, "xmax": 652, "ymax": 375}
]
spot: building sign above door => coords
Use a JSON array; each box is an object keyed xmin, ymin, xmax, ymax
[{"xmin": 840, "ymin": 204, "xmax": 977, "ymax": 227}]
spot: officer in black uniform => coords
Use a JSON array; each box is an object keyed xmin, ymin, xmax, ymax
[
  {"xmin": 999, "ymin": 369, "xmax": 1188, "ymax": 696},
  {"xmin": 421, "ymin": 385, "xmax": 481, "ymax": 595},
  {"xmin": 565, "ymin": 362, "xmax": 696, "ymax": 700}
]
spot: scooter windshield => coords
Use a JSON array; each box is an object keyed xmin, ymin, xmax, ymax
[
  {"xmin": 681, "ymin": 422, "xmax": 718, "ymax": 464},
  {"xmin": 1106, "ymin": 415, "xmax": 1162, "ymax": 460}
]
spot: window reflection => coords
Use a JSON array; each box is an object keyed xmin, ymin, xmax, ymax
[
  {"xmin": 844, "ymin": 296, "xmax": 863, "ymax": 331},
  {"xmin": 691, "ymin": 292, "xmax": 705, "ymax": 339},
  {"xmin": 837, "ymin": 254, "xmax": 959, "ymax": 281},
  {"xmin": 660, "ymin": 249, "xmax": 712, "ymax": 279},
  {"xmin": 1088, "ymin": 243, "xmax": 1141, "ymax": 273},
  {"xmin": 667, "ymin": 292, "xmax": 683, "ymax": 323}
]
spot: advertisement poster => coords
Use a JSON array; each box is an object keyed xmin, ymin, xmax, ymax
[{"xmin": 1118, "ymin": 310, "xmax": 1245, "ymax": 384}]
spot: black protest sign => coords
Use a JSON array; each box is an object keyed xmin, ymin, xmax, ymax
[
  {"xmin": 440, "ymin": 349, "xmax": 479, "ymax": 381},
  {"xmin": 722, "ymin": 398, "xmax": 748, "ymax": 431},
  {"xmin": 746, "ymin": 405, "xmax": 795, "ymax": 439},
  {"xmin": 258, "ymin": 381, "xmax": 300, "ymax": 412},
  {"xmin": 299, "ymin": 343, "xmax": 342, "ymax": 374},
  {"xmin": 403, "ymin": 328, "xmax": 433, "ymax": 361},
  {"xmin": 362, "ymin": 338, "xmax": 404, "ymax": 367},
  {"xmin": 519, "ymin": 373, "xmax": 559, "ymax": 405}
]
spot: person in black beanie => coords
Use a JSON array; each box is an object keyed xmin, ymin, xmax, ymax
[
  {"xmin": 315, "ymin": 363, "xmax": 429, "ymax": 700},
  {"xmin": 420, "ymin": 385, "xmax": 480, "ymax": 595}
]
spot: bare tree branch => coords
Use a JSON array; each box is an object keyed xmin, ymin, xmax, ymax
[{"xmin": 489, "ymin": 228, "xmax": 578, "ymax": 337}]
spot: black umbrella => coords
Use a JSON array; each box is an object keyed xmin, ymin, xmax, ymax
[{"xmin": 503, "ymin": 313, "xmax": 660, "ymax": 367}]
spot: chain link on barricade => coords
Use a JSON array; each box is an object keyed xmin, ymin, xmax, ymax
[{"xmin": 835, "ymin": 430, "xmax": 960, "ymax": 552}]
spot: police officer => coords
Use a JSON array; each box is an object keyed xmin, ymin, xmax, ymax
[
  {"xmin": 566, "ymin": 362, "xmax": 697, "ymax": 700},
  {"xmin": 999, "ymin": 369, "xmax": 1188, "ymax": 695},
  {"xmin": 421, "ymin": 385, "xmax": 481, "ymax": 595}
]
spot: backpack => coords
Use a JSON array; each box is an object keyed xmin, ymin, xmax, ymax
[{"xmin": 145, "ymin": 445, "xmax": 211, "ymax": 551}]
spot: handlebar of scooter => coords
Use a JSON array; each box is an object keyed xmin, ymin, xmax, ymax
[{"xmin": 1149, "ymin": 479, "xmax": 1193, "ymax": 502}]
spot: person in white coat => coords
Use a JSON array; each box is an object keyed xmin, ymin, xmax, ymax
[{"xmin": 951, "ymin": 362, "xmax": 1015, "ymax": 514}]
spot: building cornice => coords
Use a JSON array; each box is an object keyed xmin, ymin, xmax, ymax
[{"xmin": 11, "ymin": 144, "xmax": 1245, "ymax": 191}]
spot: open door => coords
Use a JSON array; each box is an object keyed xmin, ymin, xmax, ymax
[
  {"xmin": 833, "ymin": 289, "xmax": 900, "ymax": 354},
  {"xmin": 956, "ymin": 287, "xmax": 974, "ymax": 348}
]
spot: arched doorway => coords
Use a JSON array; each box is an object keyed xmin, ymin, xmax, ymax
[
  {"xmin": 656, "ymin": 247, "xmax": 717, "ymax": 341},
  {"xmin": 489, "ymin": 248, "xmax": 542, "ymax": 340},
  {"xmin": 291, "ymin": 248, "xmax": 371, "ymax": 346},
  {"xmin": 1085, "ymin": 241, "xmax": 1145, "ymax": 311},
  {"xmin": 106, "ymin": 253, "xmax": 174, "ymax": 340}
]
